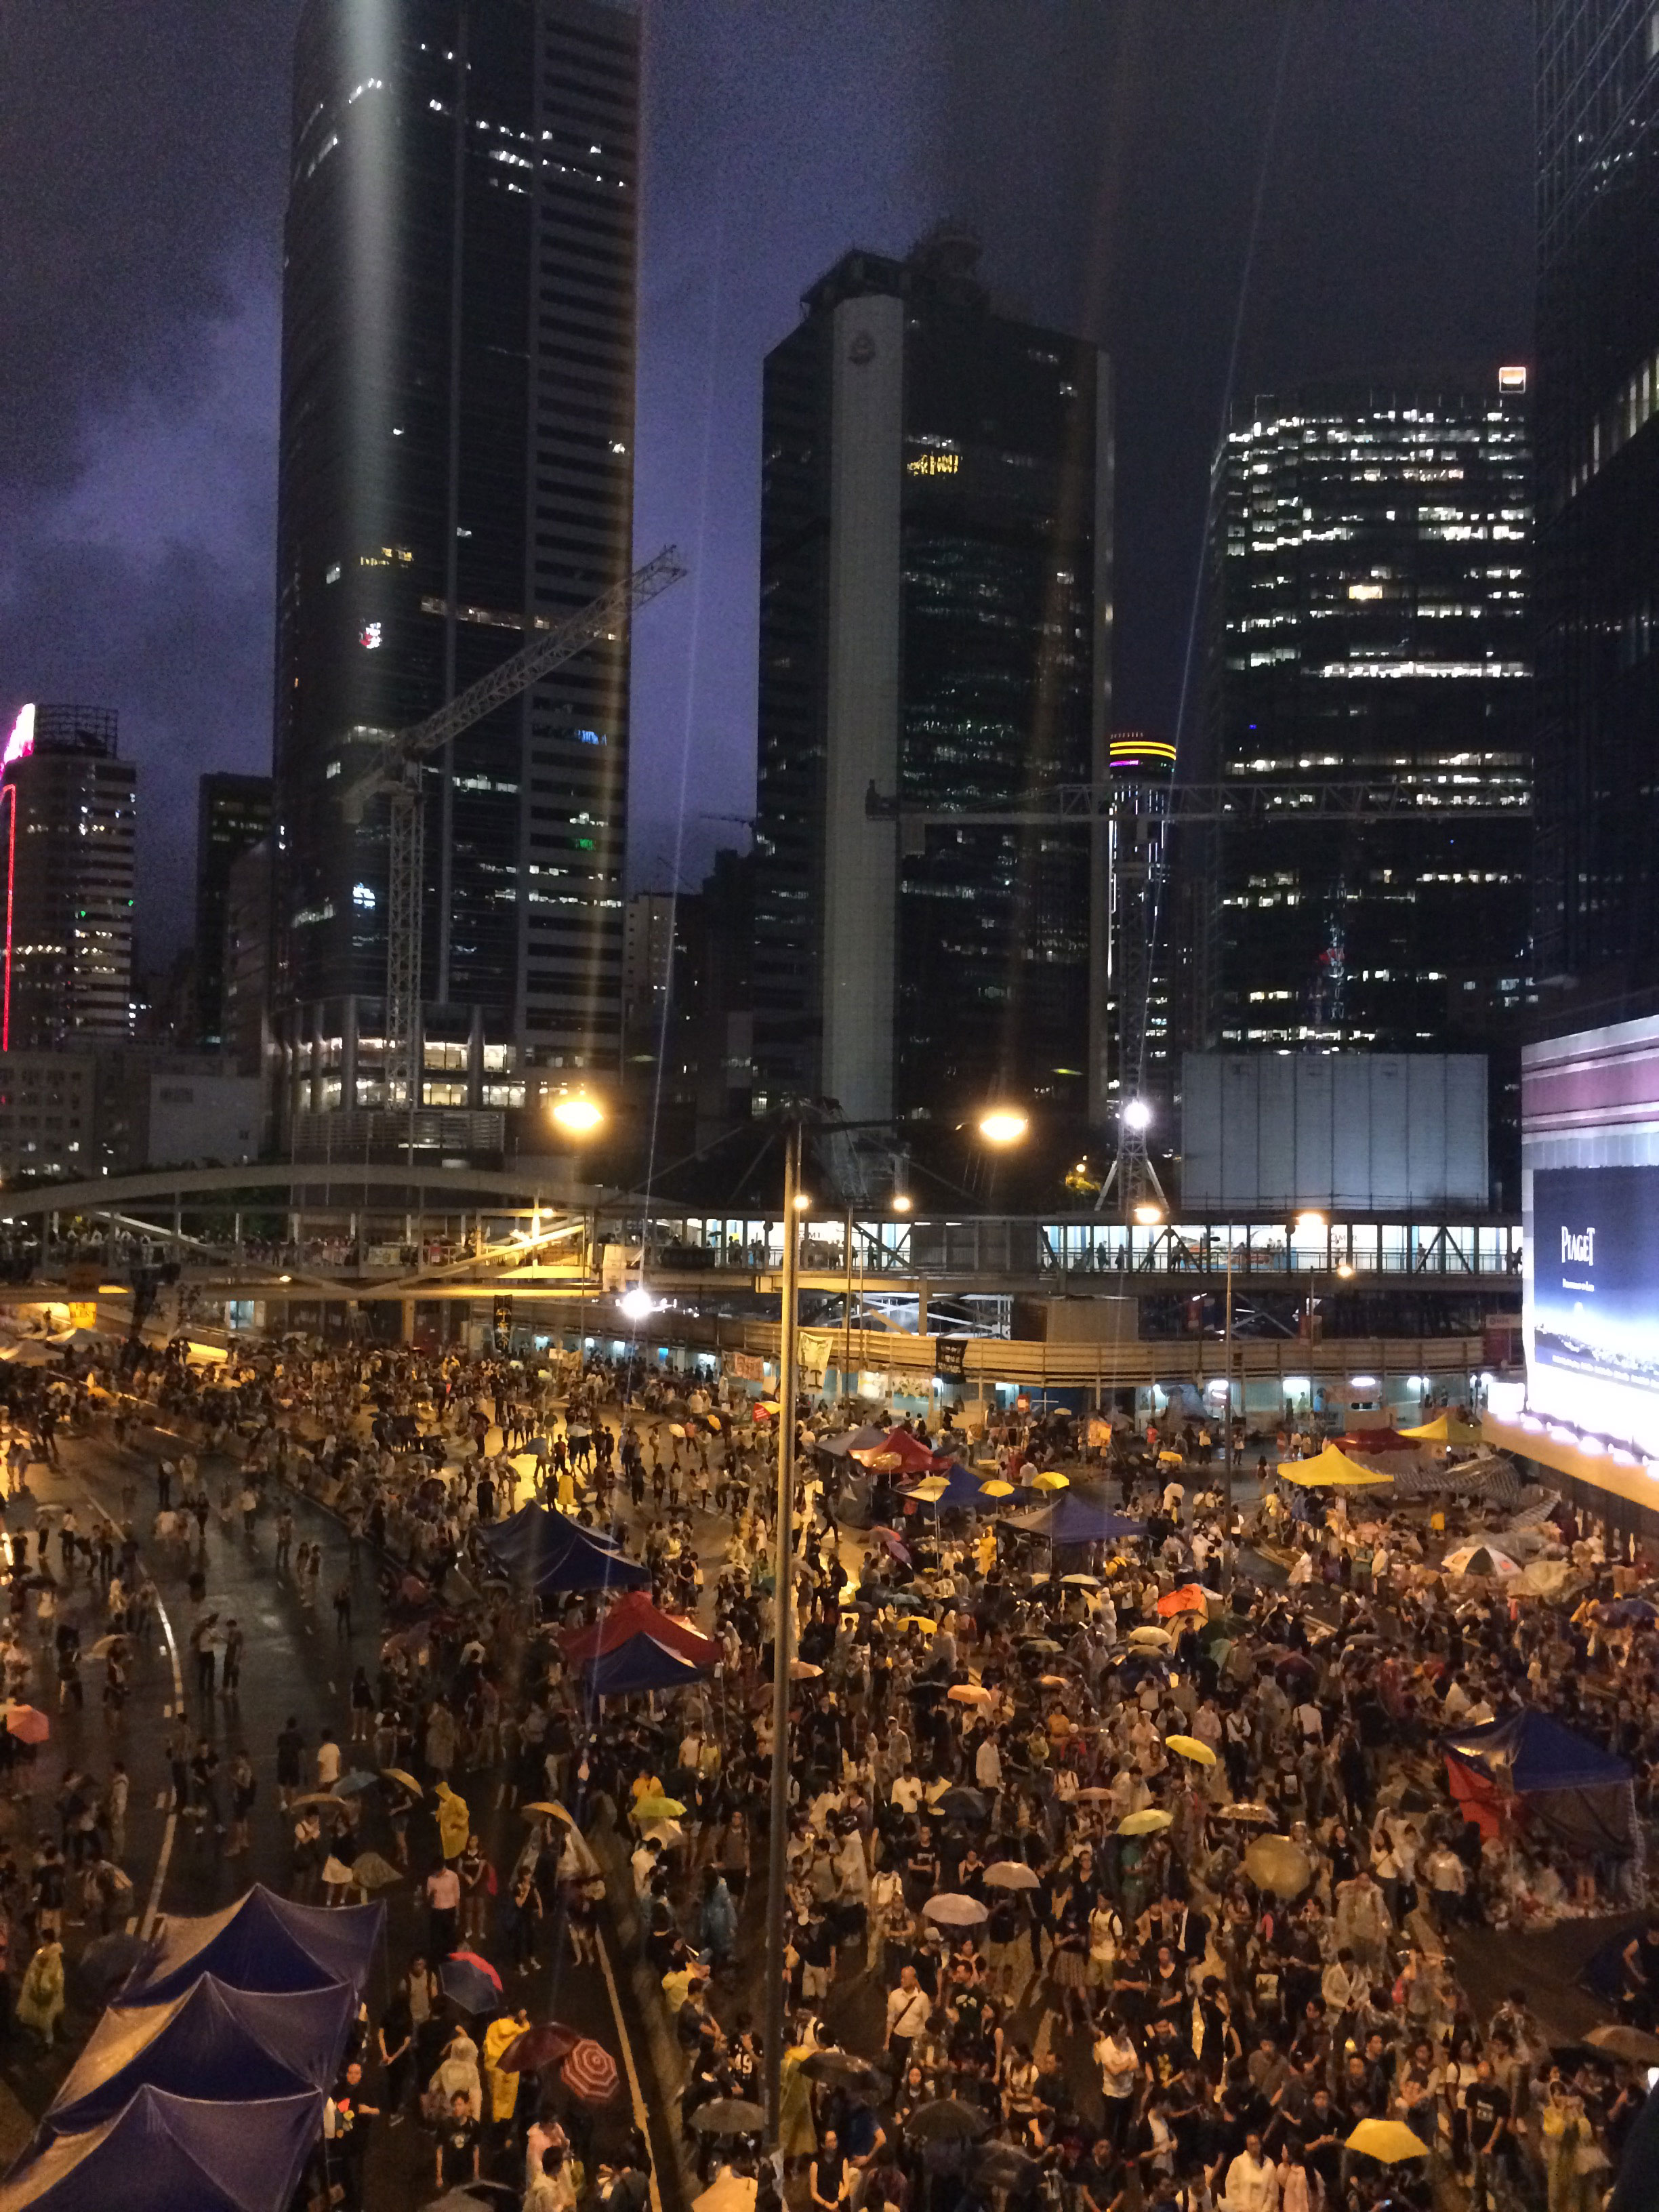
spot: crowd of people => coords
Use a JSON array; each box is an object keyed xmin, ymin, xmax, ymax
[{"xmin": 0, "ymin": 1324, "xmax": 1654, "ymax": 2212}]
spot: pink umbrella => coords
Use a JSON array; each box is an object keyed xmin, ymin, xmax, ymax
[{"xmin": 561, "ymin": 2037, "xmax": 621, "ymax": 2105}]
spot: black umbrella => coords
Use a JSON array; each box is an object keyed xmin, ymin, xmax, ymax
[
  {"xmin": 972, "ymin": 2145, "xmax": 1044, "ymax": 2194},
  {"xmin": 904, "ymin": 2099, "xmax": 991, "ymax": 2145},
  {"xmin": 691, "ymin": 2099, "xmax": 768, "ymax": 2137},
  {"xmin": 800, "ymin": 2049, "xmax": 887, "ymax": 2093},
  {"xmin": 939, "ymin": 1786, "xmax": 989, "ymax": 1822}
]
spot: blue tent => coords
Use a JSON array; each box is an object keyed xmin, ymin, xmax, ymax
[
  {"xmin": 529, "ymin": 1527, "xmax": 650, "ymax": 1597},
  {"xmin": 42, "ymin": 1976, "xmax": 352, "ymax": 2141},
  {"xmin": 1044, "ymin": 1493, "xmax": 1145, "ymax": 1547},
  {"xmin": 0, "ymin": 2085, "xmax": 321, "ymax": 2212},
  {"xmin": 585, "ymin": 1630, "xmax": 710, "ymax": 1698},
  {"xmin": 477, "ymin": 1502, "xmax": 618, "ymax": 1574},
  {"xmin": 115, "ymin": 1887, "xmax": 383, "ymax": 2009},
  {"xmin": 905, "ymin": 1462, "xmax": 985, "ymax": 1515},
  {"xmin": 1444, "ymin": 1710, "xmax": 1632, "ymax": 1793}
]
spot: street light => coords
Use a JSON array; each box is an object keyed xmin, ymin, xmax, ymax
[
  {"xmin": 977, "ymin": 1107, "xmax": 1029, "ymax": 1147},
  {"xmin": 890, "ymin": 1193, "xmax": 913, "ymax": 1214},
  {"xmin": 1122, "ymin": 1098, "xmax": 1153, "ymax": 1130},
  {"xmin": 618, "ymin": 1286, "xmax": 653, "ymax": 1321},
  {"xmin": 790, "ymin": 1191, "xmax": 811, "ymax": 1211},
  {"xmin": 1133, "ymin": 1202, "xmax": 1164, "ymax": 1226},
  {"xmin": 550, "ymin": 1091, "xmax": 604, "ymax": 1135}
]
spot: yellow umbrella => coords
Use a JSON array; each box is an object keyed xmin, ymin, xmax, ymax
[
  {"xmin": 634, "ymin": 1794, "xmax": 686, "ymax": 1821},
  {"xmin": 948, "ymin": 1683, "xmax": 995, "ymax": 1705},
  {"xmin": 867, "ymin": 1451, "xmax": 905, "ymax": 1473},
  {"xmin": 1244, "ymin": 1833, "xmax": 1314, "ymax": 1898},
  {"xmin": 380, "ymin": 1767, "xmax": 422, "ymax": 1795},
  {"xmin": 1158, "ymin": 1449, "xmax": 1184, "ymax": 1467},
  {"xmin": 1128, "ymin": 1624, "xmax": 1172, "ymax": 1647},
  {"xmin": 1400, "ymin": 1412, "xmax": 1483, "ymax": 1446},
  {"xmin": 973, "ymin": 1458, "xmax": 1000, "ymax": 1472},
  {"xmin": 909, "ymin": 1476, "xmax": 948, "ymax": 1501},
  {"xmin": 1276, "ymin": 1442, "xmax": 1392, "ymax": 1489},
  {"xmin": 1166, "ymin": 1734, "xmax": 1216, "ymax": 1766},
  {"xmin": 1118, "ymin": 1807, "xmax": 1173, "ymax": 1837},
  {"xmin": 1032, "ymin": 1471, "xmax": 1069, "ymax": 1491},
  {"xmin": 1345, "ymin": 2120, "xmax": 1431, "ymax": 2165},
  {"xmin": 521, "ymin": 1801, "xmax": 575, "ymax": 1825},
  {"xmin": 979, "ymin": 1479, "xmax": 1015, "ymax": 1497}
]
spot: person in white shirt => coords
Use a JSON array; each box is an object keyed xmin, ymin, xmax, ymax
[
  {"xmin": 975, "ymin": 1732, "xmax": 1003, "ymax": 1792},
  {"xmin": 1223, "ymin": 2134, "xmax": 1279, "ymax": 2212},
  {"xmin": 890, "ymin": 1769, "xmax": 922, "ymax": 1816}
]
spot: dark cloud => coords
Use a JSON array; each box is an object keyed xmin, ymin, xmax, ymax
[{"xmin": 0, "ymin": 0, "xmax": 1532, "ymax": 960}]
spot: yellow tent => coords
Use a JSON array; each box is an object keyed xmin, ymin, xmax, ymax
[
  {"xmin": 1276, "ymin": 1442, "xmax": 1393, "ymax": 1489},
  {"xmin": 1400, "ymin": 1412, "xmax": 1483, "ymax": 1447}
]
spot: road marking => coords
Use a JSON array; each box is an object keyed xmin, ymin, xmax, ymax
[{"xmin": 594, "ymin": 1923, "xmax": 664, "ymax": 2212}]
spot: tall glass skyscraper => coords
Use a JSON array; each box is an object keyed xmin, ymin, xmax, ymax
[
  {"xmin": 1200, "ymin": 377, "xmax": 1533, "ymax": 1055},
  {"xmin": 752, "ymin": 232, "xmax": 1113, "ymax": 1128},
  {"xmin": 1536, "ymin": 2, "xmax": 1659, "ymax": 989},
  {"xmin": 274, "ymin": 0, "xmax": 636, "ymax": 1138}
]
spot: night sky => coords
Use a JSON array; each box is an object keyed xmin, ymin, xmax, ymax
[{"xmin": 0, "ymin": 1, "xmax": 1532, "ymax": 967}]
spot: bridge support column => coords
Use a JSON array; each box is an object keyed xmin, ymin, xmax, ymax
[{"xmin": 400, "ymin": 1299, "xmax": 415, "ymax": 1344}]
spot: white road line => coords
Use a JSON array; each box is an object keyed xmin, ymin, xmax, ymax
[
  {"xmin": 68, "ymin": 1467, "xmax": 182, "ymax": 1940},
  {"xmin": 594, "ymin": 1923, "xmax": 664, "ymax": 2212}
]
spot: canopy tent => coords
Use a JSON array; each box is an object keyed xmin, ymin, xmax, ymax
[
  {"xmin": 853, "ymin": 1429, "xmax": 936, "ymax": 1475},
  {"xmin": 818, "ymin": 1425, "xmax": 888, "ymax": 1459},
  {"xmin": 1336, "ymin": 1429, "xmax": 1421, "ymax": 1456},
  {"xmin": 1275, "ymin": 1443, "xmax": 1393, "ymax": 1490},
  {"xmin": 476, "ymin": 1502, "xmax": 649, "ymax": 1595},
  {"xmin": 41, "ymin": 1976, "xmax": 351, "ymax": 2141},
  {"xmin": 1401, "ymin": 1411, "xmax": 1484, "ymax": 1447},
  {"xmin": 560, "ymin": 1591, "xmax": 716, "ymax": 1667},
  {"xmin": 583, "ymin": 1632, "xmax": 710, "ymax": 1698},
  {"xmin": 0, "ymin": 2085, "xmax": 322, "ymax": 2212},
  {"xmin": 901, "ymin": 1462, "xmax": 983, "ymax": 1515},
  {"xmin": 1019, "ymin": 1493, "xmax": 1145, "ymax": 1546},
  {"xmin": 1445, "ymin": 1709, "xmax": 1641, "ymax": 1861},
  {"xmin": 113, "ymin": 1887, "xmax": 382, "ymax": 2009}
]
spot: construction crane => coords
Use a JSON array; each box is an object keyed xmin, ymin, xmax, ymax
[
  {"xmin": 866, "ymin": 773, "xmax": 1532, "ymax": 1216},
  {"xmin": 340, "ymin": 546, "xmax": 687, "ymax": 1128}
]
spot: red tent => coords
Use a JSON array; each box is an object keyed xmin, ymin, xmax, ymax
[
  {"xmin": 851, "ymin": 1427, "xmax": 938, "ymax": 1475},
  {"xmin": 1337, "ymin": 1429, "xmax": 1419, "ymax": 1456},
  {"xmin": 558, "ymin": 1591, "xmax": 716, "ymax": 1667}
]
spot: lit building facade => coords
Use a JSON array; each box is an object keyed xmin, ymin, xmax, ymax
[
  {"xmin": 1200, "ymin": 375, "xmax": 1533, "ymax": 1055},
  {"xmin": 752, "ymin": 232, "xmax": 1113, "ymax": 1128},
  {"xmin": 1535, "ymin": 1, "xmax": 1659, "ymax": 990},
  {"xmin": 274, "ymin": 0, "xmax": 637, "ymax": 1138},
  {"xmin": 0, "ymin": 703, "xmax": 136, "ymax": 1053}
]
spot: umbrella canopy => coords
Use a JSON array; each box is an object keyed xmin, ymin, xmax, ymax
[
  {"xmin": 902, "ymin": 2099, "xmax": 989, "ymax": 2145},
  {"xmin": 1127, "ymin": 1625, "xmax": 1171, "ymax": 1648},
  {"xmin": 1400, "ymin": 1412, "xmax": 1483, "ymax": 1446},
  {"xmin": 922, "ymin": 1892, "xmax": 989, "ymax": 1927},
  {"xmin": 1031, "ymin": 1471, "xmax": 1069, "ymax": 1492},
  {"xmin": 560, "ymin": 2039, "xmax": 621, "ymax": 2104},
  {"xmin": 632, "ymin": 1795, "xmax": 687, "ymax": 1821},
  {"xmin": 1345, "ymin": 2119, "xmax": 1431, "ymax": 2164},
  {"xmin": 693, "ymin": 2179, "xmax": 758, "ymax": 2212},
  {"xmin": 689, "ymin": 2100, "xmax": 766, "ymax": 2137},
  {"xmin": 798, "ymin": 2049, "xmax": 887, "ymax": 2093},
  {"xmin": 1587, "ymin": 2024, "xmax": 1659, "ymax": 2064},
  {"xmin": 947, "ymin": 1684, "xmax": 994, "ymax": 1706},
  {"xmin": 115, "ymin": 1887, "xmax": 383, "ymax": 2007},
  {"xmin": 0, "ymin": 2085, "xmax": 321, "ymax": 2212},
  {"xmin": 74, "ymin": 1932, "xmax": 152, "ymax": 2005},
  {"xmin": 498, "ymin": 2022, "xmax": 580, "ymax": 2073},
  {"xmin": 1166, "ymin": 1734, "xmax": 1217, "ymax": 1767},
  {"xmin": 1243, "ymin": 1835, "xmax": 1314, "ymax": 1898},
  {"xmin": 1442, "ymin": 1543, "xmax": 1523, "ymax": 1579},
  {"xmin": 937, "ymin": 1786, "xmax": 989, "ymax": 1822},
  {"xmin": 5, "ymin": 1704, "xmax": 50, "ymax": 1746},
  {"xmin": 853, "ymin": 1429, "xmax": 934, "ymax": 1474},
  {"xmin": 441, "ymin": 1951, "xmax": 503, "ymax": 2013},
  {"xmin": 1118, "ymin": 1808, "xmax": 1173, "ymax": 1837},
  {"xmin": 972, "ymin": 2145, "xmax": 1043, "ymax": 2195},
  {"xmin": 350, "ymin": 1853, "xmax": 402, "ymax": 1891},
  {"xmin": 381, "ymin": 1767, "xmax": 423, "ymax": 1795},
  {"xmin": 41, "ymin": 1976, "xmax": 351, "ymax": 2141},
  {"xmin": 982, "ymin": 1861, "xmax": 1042, "ymax": 1890},
  {"xmin": 978, "ymin": 1481, "xmax": 1014, "ymax": 1498},
  {"xmin": 1276, "ymin": 1443, "xmax": 1392, "ymax": 1489},
  {"xmin": 1156, "ymin": 1584, "xmax": 1208, "ymax": 1618}
]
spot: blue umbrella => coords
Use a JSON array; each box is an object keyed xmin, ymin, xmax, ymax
[
  {"xmin": 333, "ymin": 1771, "xmax": 377, "ymax": 1797},
  {"xmin": 440, "ymin": 1952, "xmax": 504, "ymax": 2014}
]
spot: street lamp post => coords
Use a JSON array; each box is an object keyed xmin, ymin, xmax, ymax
[
  {"xmin": 1222, "ymin": 1232, "xmax": 1235, "ymax": 1551},
  {"xmin": 763, "ymin": 1113, "xmax": 804, "ymax": 2145}
]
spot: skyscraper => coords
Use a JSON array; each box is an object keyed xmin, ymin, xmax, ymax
[
  {"xmin": 1535, "ymin": 2, "xmax": 1659, "ymax": 991},
  {"xmin": 0, "ymin": 703, "xmax": 136, "ymax": 1052},
  {"xmin": 752, "ymin": 231, "xmax": 1113, "ymax": 1130},
  {"xmin": 196, "ymin": 773, "xmax": 273, "ymax": 1049},
  {"xmin": 274, "ymin": 0, "xmax": 637, "ymax": 1136},
  {"xmin": 1200, "ymin": 376, "xmax": 1533, "ymax": 1057}
]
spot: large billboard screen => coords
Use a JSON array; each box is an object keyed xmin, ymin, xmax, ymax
[{"xmin": 1530, "ymin": 1164, "xmax": 1659, "ymax": 1456}]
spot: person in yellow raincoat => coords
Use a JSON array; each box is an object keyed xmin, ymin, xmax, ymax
[
  {"xmin": 482, "ymin": 2007, "xmax": 529, "ymax": 2124},
  {"xmin": 435, "ymin": 1782, "xmax": 470, "ymax": 1862},
  {"xmin": 779, "ymin": 2040, "xmax": 817, "ymax": 2162}
]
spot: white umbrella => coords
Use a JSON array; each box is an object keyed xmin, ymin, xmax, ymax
[
  {"xmin": 922, "ymin": 1891, "xmax": 989, "ymax": 1927},
  {"xmin": 982, "ymin": 1861, "xmax": 1041, "ymax": 1891},
  {"xmin": 1441, "ymin": 1543, "xmax": 1523, "ymax": 1578}
]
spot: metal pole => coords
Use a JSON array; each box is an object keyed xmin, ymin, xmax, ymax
[
  {"xmin": 1222, "ymin": 1235, "xmax": 1235, "ymax": 1584},
  {"xmin": 842, "ymin": 1201, "xmax": 854, "ymax": 1399},
  {"xmin": 764, "ymin": 1113, "xmax": 803, "ymax": 2148}
]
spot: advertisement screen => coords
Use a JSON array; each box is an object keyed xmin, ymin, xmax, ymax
[{"xmin": 1531, "ymin": 1164, "xmax": 1659, "ymax": 1456}]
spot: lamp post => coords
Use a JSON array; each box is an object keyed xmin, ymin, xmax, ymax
[
  {"xmin": 763, "ymin": 1112, "xmax": 804, "ymax": 2144},
  {"xmin": 761, "ymin": 1100, "xmax": 1026, "ymax": 2147}
]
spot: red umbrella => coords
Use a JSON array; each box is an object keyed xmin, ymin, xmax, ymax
[
  {"xmin": 561, "ymin": 2037, "xmax": 621, "ymax": 2104},
  {"xmin": 500, "ymin": 2020, "xmax": 580, "ymax": 2072},
  {"xmin": 5, "ymin": 1704, "xmax": 49, "ymax": 1745},
  {"xmin": 1156, "ymin": 1584, "xmax": 1208, "ymax": 1618}
]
